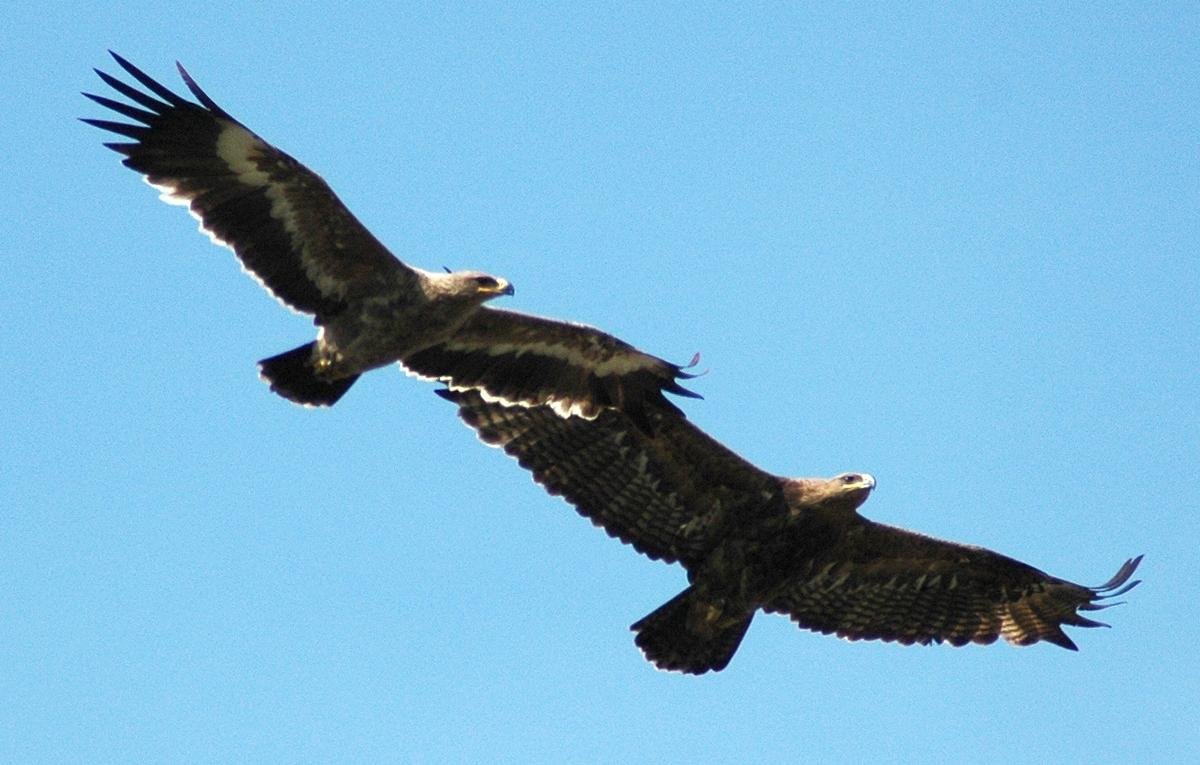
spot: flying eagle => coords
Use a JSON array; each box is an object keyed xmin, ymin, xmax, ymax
[
  {"xmin": 83, "ymin": 53, "xmax": 698, "ymax": 420},
  {"xmin": 439, "ymin": 389, "xmax": 1142, "ymax": 674}
]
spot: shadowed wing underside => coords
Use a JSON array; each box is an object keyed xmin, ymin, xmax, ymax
[
  {"xmin": 83, "ymin": 51, "xmax": 416, "ymax": 317},
  {"xmin": 761, "ymin": 525, "xmax": 1142, "ymax": 650},
  {"xmin": 439, "ymin": 388, "xmax": 783, "ymax": 565}
]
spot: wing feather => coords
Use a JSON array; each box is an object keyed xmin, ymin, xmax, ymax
[
  {"xmin": 410, "ymin": 308, "xmax": 701, "ymax": 427},
  {"xmin": 439, "ymin": 389, "xmax": 782, "ymax": 566},
  {"xmin": 84, "ymin": 52, "xmax": 417, "ymax": 316},
  {"xmin": 764, "ymin": 520, "xmax": 1142, "ymax": 649}
]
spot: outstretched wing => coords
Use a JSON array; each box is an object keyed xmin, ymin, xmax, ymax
[
  {"xmin": 409, "ymin": 308, "xmax": 701, "ymax": 426},
  {"xmin": 439, "ymin": 389, "xmax": 784, "ymax": 566},
  {"xmin": 83, "ymin": 52, "xmax": 417, "ymax": 316},
  {"xmin": 763, "ymin": 521, "xmax": 1142, "ymax": 649}
]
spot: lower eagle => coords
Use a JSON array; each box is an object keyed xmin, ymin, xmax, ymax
[
  {"xmin": 439, "ymin": 389, "xmax": 1142, "ymax": 674},
  {"xmin": 83, "ymin": 53, "xmax": 697, "ymax": 423}
]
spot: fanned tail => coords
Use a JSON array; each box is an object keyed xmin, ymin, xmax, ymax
[
  {"xmin": 257, "ymin": 342, "xmax": 359, "ymax": 407},
  {"xmin": 631, "ymin": 587, "xmax": 754, "ymax": 675}
]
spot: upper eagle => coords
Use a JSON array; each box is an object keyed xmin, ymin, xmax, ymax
[
  {"xmin": 440, "ymin": 389, "xmax": 1142, "ymax": 674},
  {"xmin": 83, "ymin": 52, "xmax": 698, "ymax": 421}
]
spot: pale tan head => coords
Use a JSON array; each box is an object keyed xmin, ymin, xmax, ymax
[
  {"xmin": 428, "ymin": 269, "xmax": 515, "ymax": 305},
  {"xmin": 783, "ymin": 472, "xmax": 876, "ymax": 513}
]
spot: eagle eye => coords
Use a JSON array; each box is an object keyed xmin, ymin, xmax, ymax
[
  {"xmin": 841, "ymin": 474, "xmax": 859, "ymax": 484},
  {"xmin": 473, "ymin": 276, "xmax": 498, "ymax": 288}
]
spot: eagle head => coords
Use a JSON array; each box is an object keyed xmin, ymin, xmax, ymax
[
  {"xmin": 785, "ymin": 472, "xmax": 876, "ymax": 513},
  {"xmin": 434, "ymin": 270, "xmax": 515, "ymax": 303},
  {"xmin": 832, "ymin": 472, "xmax": 876, "ymax": 507}
]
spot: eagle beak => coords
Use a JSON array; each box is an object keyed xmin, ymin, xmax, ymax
[
  {"xmin": 485, "ymin": 279, "xmax": 514, "ymax": 297},
  {"xmin": 840, "ymin": 473, "xmax": 876, "ymax": 491},
  {"xmin": 478, "ymin": 279, "xmax": 514, "ymax": 297}
]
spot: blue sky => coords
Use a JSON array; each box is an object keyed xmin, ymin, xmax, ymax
[{"xmin": 3, "ymin": 2, "xmax": 1196, "ymax": 762}]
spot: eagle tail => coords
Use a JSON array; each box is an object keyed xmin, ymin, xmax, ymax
[
  {"xmin": 631, "ymin": 587, "xmax": 753, "ymax": 675},
  {"xmin": 257, "ymin": 343, "xmax": 359, "ymax": 407}
]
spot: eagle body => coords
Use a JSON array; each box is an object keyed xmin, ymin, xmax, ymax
[
  {"xmin": 441, "ymin": 389, "xmax": 1142, "ymax": 674},
  {"xmin": 301, "ymin": 270, "xmax": 514, "ymax": 386},
  {"xmin": 85, "ymin": 53, "xmax": 698, "ymax": 417}
]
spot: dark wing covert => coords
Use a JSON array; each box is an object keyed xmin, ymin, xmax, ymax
[{"xmin": 439, "ymin": 389, "xmax": 785, "ymax": 566}]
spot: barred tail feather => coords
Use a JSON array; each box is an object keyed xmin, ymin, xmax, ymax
[
  {"xmin": 631, "ymin": 588, "xmax": 754, "ymax": 675},
  {"xmin": 257, "ymin": 342, "xmax": 359, "ymax": 406}
]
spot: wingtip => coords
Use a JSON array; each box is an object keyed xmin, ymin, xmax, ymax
[
  {"xmin": 107, "ymin": 49, "xmax": 134, "ymax": 71},
  {"xmin": 1095, "ymin": 555, "xmax": 1144, "ymax": 595},
  {"xmin": 173, "ymin": 59, "xmax": 231, "ymax": 118},
  {"xmin": 666, "ymin": 381, "xmax": 704, "ymax": 401},
  {"xmin": 675, "ymin": 351, "xmax": 711, "ymax": 381}
]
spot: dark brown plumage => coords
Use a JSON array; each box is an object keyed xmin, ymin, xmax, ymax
[
  {"xmin": 83, "ymin": 52, "xmax": 698, "ymax": 420},
  {"xmin": 440, "ymin": 388, "xmax": 1142, "ymax": 674}
]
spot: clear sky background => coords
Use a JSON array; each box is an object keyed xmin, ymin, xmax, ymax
[{"xmin": 3, "ymin": 3, "xmax": 1196, "ymax": 762}]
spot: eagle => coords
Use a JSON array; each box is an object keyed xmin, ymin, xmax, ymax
[
  {"xmin": 439, "ymin": 388, "xmax": 1142, "ymax": 674},
  {"xmin": 83, "ymin": 52, "xmax": 698, "ymax": 421}
]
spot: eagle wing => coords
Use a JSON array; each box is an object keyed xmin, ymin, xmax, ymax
[
  {"xmin": 763, "ymin": 520, "xmax": 1142, "ymax": 649},
  {"xmin": 83, "ymin": 52, "xmax": 418, "ymax": 317},
  {"xmin": 409, "ymin": 308, "xmax": 701, "ymax": 426},
  {"xmin": 439, "ymin": 389, "xmax": 784, "ymax": 566}
]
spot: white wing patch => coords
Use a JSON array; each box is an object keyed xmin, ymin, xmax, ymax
[
  {"xmin": 472, "ymin": 382, "xmax": 595, "ymax": 421},
  {"xmin": 214, "ymin": 124, "xmax": 273, "ymax": 186},
  {"xmin": 145, "ymin": 119, "xmax": 362, "ymax": 311},
  {"xmin": 399, "ymin": 332, "xmax": 664, "ymax": 419},
  {"xmin": 129, "ymin": 121, "xmax": 310, "ymax": 315},
  {"xmin": 214, "ymin": 124, "xmax": 352, "ymax": 300}
]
